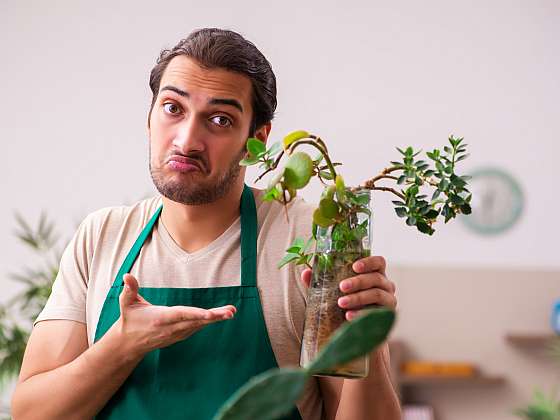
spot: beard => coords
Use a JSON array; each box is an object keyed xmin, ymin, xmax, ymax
[{"xmin": 150, "ymin": 146, "xmax": 246, "ymax": 205}]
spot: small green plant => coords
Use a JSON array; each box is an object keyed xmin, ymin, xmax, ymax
[
  {"xmin": 213, "ymin": 307, "xmax": 395, "ymax": 420},
  {"xmin": 241, "ymin": 130, "xmax": 472, "ymax": 269},
  {"xmin": 515, "ymin": 389, "xmax": 560, "ymax": 420},
  {"xmin": 0, "ymin": 213, "xmax": 59, "ymax": 389},
  {"xmin": 515, "ymin": 337, "xmax": 560, "ymax": 420}
]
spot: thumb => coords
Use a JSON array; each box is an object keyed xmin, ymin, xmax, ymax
[
  {"xmin": 301, "ymin": 268, "xmax": 312, "ymax": 289},
  {"xmin": 120, "ymin": 273, "xmax": 139, "ymax": 307}
]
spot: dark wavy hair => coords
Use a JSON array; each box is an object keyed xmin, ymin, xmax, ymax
[{"xmin": 148, "ymin": 28, "xmax": 277, "ymax": 136}]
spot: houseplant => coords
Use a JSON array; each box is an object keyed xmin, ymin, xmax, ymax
[
  {"xmin": 211, "ymin": 130, "xmax": 472, "ymax": 420},
  {"xmin": 0, "ymin": 213, "xmax": 59, "ymax": 418},
  {"xmin": 241, "ymin": 130, "xmax": 472, "ymax": 377}
]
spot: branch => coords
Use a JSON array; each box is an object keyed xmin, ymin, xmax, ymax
[{"xmin": 255, "ymin": 149, "xmax": 285, "ymax": 183}]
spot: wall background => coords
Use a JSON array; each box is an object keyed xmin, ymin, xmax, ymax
[{"xmin": 1, "ymin": 1, "xmax": 558, "ymax": 418}]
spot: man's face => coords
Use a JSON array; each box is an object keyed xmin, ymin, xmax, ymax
[{"xmin": 148, "ymin": 55, "xmax": 259, "ymax": 205}]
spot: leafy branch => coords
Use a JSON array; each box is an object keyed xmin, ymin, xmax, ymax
[
  {"xmin": 240, "ymin": 130, "xmax": 473, "ymax": 268},
  {"xmin": 0, "ymin": 213, "xmax": 60, "ymax": 389}
]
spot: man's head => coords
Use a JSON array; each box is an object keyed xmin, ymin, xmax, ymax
[{"xmin": 147, "ymin": 28, "xmax": 277, "ymax": 205}]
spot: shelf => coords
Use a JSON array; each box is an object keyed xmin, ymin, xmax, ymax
[
  {"xmin": 505, "ymin": 332, "xmax": 558, "ymax": 346},
  {"xmin": 399, "ymin": 374, "xmax": 506, "ymax": 387}
]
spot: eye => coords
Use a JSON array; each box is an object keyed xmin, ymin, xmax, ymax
[
  {"xmin": 163, "ymin": 102, "xmax": 182, "ymax": 115},
  {"xmin": 210, "ymin": 115, "xmax": 232, "ymax": 128}
]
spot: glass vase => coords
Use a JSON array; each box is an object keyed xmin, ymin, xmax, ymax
[{"xmin": 299, "ymin": 189, "xmax": 372, "ymax": 378}]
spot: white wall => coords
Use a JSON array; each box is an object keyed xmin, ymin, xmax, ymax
[{"xmin": 1, "ymin": 0, "xmax": 558, "ymax": 418}]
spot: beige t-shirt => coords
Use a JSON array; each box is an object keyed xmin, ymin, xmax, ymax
[{"xmin": 36, "ymin": 188, "xmax": 325, "ymax": 420}]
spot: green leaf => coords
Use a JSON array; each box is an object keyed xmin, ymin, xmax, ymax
[
  {"xmin": 213, "ymin": 368, "xmax": 308, "ymax": 420},
  {"xmin": 307, "ymin": 308, "xmax": 395, "ymax": 374},
  {"xmin": 406, "ymin": 216, "xmax": 417, "ymax": 226},
  {"xmin": 319, "ymin": 198, "xmax": 339, "ymax": 219},
  {"xmin": 335, "ymin": 175, "xmax": 346, "ymax": 204},
  {"xmin": 267, "ymin": 141, "xmax": 282, "ymax": 157},
  {"xmin": 395, "ymin": 207, "xmax": 407, "ymax": 218},
  {"xmin": 425, "ymin": 209, "xmax": 439, "ymax": 219},
  {"xmin": 283, "ymin": 152, "xmax": 313, "ymax": 189},
  {"xmin": 247, "ymin": 138, "xmax": 266, "ymax": 156},
  {"xmin": 460, "ymin": 203, "xmax": 472, "ymax": 215},
  {"xmin": 396, "ymin": 147, "xmax": 406, "ymax": 156},
  {"xmin": 313, "ymin": 208, "xmax": 334, "ymax": 228},
  {"xmin": 277, "ymin": 253, "xmax": 300, "ymax": 268},
  {"xmin": 397, "ymin": 175, "xmax": 407, "ymax": 185},
  {"xmin": 283, "ymin": 130, "xmax": 309, "ymax": 149},
  {"xmin": 239, "ymin": 156, "xmax": 260, "ymax": 166},
  {"xmin": 392, "ymin": 201, "xmax": 405, "ymax": 206},
  {"xmin": 416, "ymin": 221, "xmax": 434, "ymax": 235},
  {"xmin": 319, "ymin": 170, "xmax": 334, "ymax": 180}
]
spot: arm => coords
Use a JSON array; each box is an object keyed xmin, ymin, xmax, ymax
[{"xmin": 12, "ymin": 274, "xmax": 236, "ymax": 420}]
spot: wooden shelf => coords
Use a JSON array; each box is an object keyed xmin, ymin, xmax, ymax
[
  {"xmin": 505, "ymin": 332, "xmax": 558, "ymax": 346},
  {"xmin": 399, "ymin": 374, "xmax": 506, "ymax": 387}
]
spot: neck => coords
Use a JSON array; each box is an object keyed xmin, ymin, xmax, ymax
[{"xmin": 160, "ymin": 181, "xmax": 245, "ymax": 253}]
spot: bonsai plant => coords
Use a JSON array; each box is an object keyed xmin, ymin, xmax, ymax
[
  {"xmin": 213, "ymin": 129, "xmax": 472, "ymax": 420},
  {"xmin": 241, "ymin": 130, "xmax": 472, "ymax": 377}
]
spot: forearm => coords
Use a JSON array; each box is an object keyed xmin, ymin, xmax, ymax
[
  {"xmin": 12, "ymin": 322, "xmax": 142, "ymax": 420},
  {"xmin": 335, "ymin": 343, "xmax": 401, "ymax": 420}
]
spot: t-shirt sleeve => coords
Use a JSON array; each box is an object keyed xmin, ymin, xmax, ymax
[{"xmin": 34, "ymin": 212, "xmax": 99, "ymax": 326}]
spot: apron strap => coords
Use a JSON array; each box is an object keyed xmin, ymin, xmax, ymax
[
  {"xmin": 111, "ymin": 184, "xmax": 258, "ymax": 288},
  {"xmin": 240, "ymin": 184, "xmax": 258, "ymax": 288},
  {"xmin": 114, "ymin": 205, "xmax": 163, "ymax": 287}
]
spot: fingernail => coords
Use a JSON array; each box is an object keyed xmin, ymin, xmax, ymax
[
  {"xmin": 354, "ymin": 262, "xmax": 364, "ymax": 272},
  {"xmin": 338, "ymin": 296, "xmax": 349, "ymax": 307},
  {"xmin": 340, "ymin": 280, "xmax": 352, "ymax": 291}
]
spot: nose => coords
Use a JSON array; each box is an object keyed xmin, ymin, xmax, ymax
[{"xmin": 172, "ymin": 114, "xmax": 206, "ymax": 155}]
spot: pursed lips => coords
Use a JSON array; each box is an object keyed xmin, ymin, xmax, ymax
[{"xmin": 166, "ymin": 155, "xmax": 205, "ymax": 173}]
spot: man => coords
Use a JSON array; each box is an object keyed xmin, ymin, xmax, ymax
[{"xmin": 11, "ymin": 28, "xmax": 400, "ymax": 419}]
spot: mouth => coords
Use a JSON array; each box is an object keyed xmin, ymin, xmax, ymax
[{"xmin": 166, "ymin": 155, "xmax": 205, "ymax": 173}]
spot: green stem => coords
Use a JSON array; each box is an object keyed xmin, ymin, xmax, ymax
[{"xmin": 289, "ymin": 139, "xmax": 338, "ymax": 180}]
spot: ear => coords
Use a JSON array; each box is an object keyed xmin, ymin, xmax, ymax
[{"xmin": 253, "ymin": 122, "xmax": 272, "ymax": 146}]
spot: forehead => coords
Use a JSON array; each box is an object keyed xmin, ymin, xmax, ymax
[{"xmin": 159, "ymin": 55, "xmax": 252, "ymax": 109}]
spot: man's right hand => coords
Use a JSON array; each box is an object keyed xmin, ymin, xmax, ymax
[{"xmin": 117, "ymin": 273, "xmax": 236, "ymax": 358}]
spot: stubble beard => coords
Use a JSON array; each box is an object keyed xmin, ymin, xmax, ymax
[{"xmin": 149, "ymin": 147, "xmax": 247, "ymax": 205}]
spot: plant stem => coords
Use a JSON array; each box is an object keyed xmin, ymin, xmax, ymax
[
  {"xmin": 255, "ymin": 150, "xmax": 285, "ymax": 183},
  {"xmin": 368, "ymin": 186, "xmax": 406, "ymax": 200},
  {"xmin": 289, "ymin": 138, "xmax": 338, "ymax": 181}
]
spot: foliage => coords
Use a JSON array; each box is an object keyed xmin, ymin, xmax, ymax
[
  {"xmin": 515, "ymin": 389, "xmax": 560, "ymax": 420},
  {"xmin": 213, "ymin": 307, "xmax": 395, "ymax": 420},
  {"xmin": 0, "ymin": 213, "xmax": 59, "ymax": 389},
  {"xmin": 515, "ymin": 337, "xmax": 560, "ymax": 420},
  {"xmin": 240, "ymin": 130, "xmax": 472, "ymax": 268}
]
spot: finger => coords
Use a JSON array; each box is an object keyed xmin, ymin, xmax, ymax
[
  {"xmin": 338, "ymin": 288, "xmax": 397, "ymax": 310},
  {"xmin": 120, "ymin": 274, "xmax": 139, "ymax": 307},
  {"xmin": 339, "ymin": 272, "xmax": 394, "ymax": 294},
  {"xmin": 301, "ymin": 269, "xmax": 312, "ymax": 289},
  {"xmin": 208, "ymin": 305, "xmax": 237, "ymax": 319},
  {"xmin": 155, "ymin": 306, "xmax": 216, "ymax": 325},
  {"xmin": 352, "ymin": 256, "xmax": 386, "ymax": 275}
]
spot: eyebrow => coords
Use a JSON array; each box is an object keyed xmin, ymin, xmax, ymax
[{"xmin": 160, "ymin": 85, "xmax": 244, "ymax": 113}]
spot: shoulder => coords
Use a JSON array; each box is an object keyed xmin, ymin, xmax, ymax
[{"xmin": 76, "ymin": 196, "xmax": 163, "ymax": 245}]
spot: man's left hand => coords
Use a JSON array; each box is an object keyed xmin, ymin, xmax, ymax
[{"xmin": 301, "ymin": 256, "xmax": 397, "ymax": 321}]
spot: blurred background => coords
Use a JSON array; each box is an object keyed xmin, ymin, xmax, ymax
[{"xmin": 1, "ymin": 1, "xmax": 558, "ymax": 419}]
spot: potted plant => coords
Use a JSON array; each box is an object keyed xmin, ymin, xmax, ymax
[{"xmin": 240, "ymin": 130, "xmax": 472, "ymax": 378}]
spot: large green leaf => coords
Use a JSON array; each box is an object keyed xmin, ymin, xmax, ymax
[
  {"xmin": 307, "ymin": 308, "xmax": 395, "ymax": 374},
  {"xmin": 247, "ymin": 138, "xmax": 266, "ymax": 156},
  {"xmin": 283, "ymin": 130, "xmax": 309, "ymax": 149},
  {"xmin": 283, "ymin": 152, "xmax": 313, "ymax": 189},
  {"xmin": 213, "ymin": 368, "xmax": 308, "ymax": 420}
]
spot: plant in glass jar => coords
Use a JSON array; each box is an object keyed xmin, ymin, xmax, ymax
[{"xmin": 241, "ymin": 130, "xmax": 472, "ymax": 378}]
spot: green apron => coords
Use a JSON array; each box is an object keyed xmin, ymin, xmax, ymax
[{"xmin": 93, "ymin": 185, "xmax": 303, "ymax": 420}]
